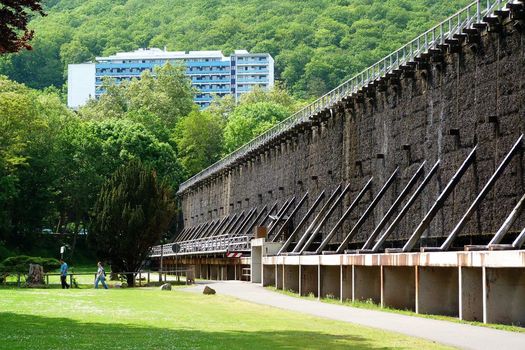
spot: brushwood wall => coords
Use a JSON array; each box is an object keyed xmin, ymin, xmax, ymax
[{"xmin": 179, "ymin": 21, "xmax": 525, "ymax": 250}]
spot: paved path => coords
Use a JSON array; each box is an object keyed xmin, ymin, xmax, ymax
[{"xmin": 182, "ymin": 280, "xmax": 525, "ymax": 350}]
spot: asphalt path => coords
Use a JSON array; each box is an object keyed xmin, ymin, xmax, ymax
[{"xmin": 182, "ymin": 280, "xmax": 525, "ymax": 350}]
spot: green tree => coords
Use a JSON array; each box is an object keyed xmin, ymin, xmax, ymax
[
  {"xmin": 223, "ymin": 101, "xmax": 290, "ymax": 153},
  {"xmin": 0, "ymin": 0, "xmax": 45, "ymax": 53},
  {"xmin": 89, "ymin": 159, "xmax": 176, "ymax": 286},
  {"xmin": 174, "ymin": 110, "xmax": 224, "ymax": 175}
]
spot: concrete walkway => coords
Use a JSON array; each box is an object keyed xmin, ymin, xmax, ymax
[{"xmin": 182, "ymin": 280, "xmax": 525, "ymax": 350}]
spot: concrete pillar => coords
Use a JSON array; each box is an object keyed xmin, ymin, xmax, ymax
[
  {"xmin": 382, "ymin": 266, "xmax": 415, "ymax": 311},
  {"xmin": 460, "ymin": 267, "xmax": 483, "ymax": 322},
  {"xmin": 485, "ymin": 267, "xmax": 525, "ymax": 325},
  {"xmin": 320, "ymin": 265, "xmax": 340, "ymax": 299},
  {"xmin": 283, "ymin": 265, "xmax": 299, "ymax": 293},
  {"xmin": 418, "ymin": 267, "xmax": 458, "ymax": 316},
  {"xmin": 300, "ymin": 265, "xmax": 318, "ymax": 297},
  {"xmin": 263, "ymin": 264, "xmax": 275, "ymax": 286},
  {"xmin": 276, "ymin": 265, "xmax": 283, "ymax": 289},
  {"xmin": 251, "ymin": 246, "xmax": 262, "ymax": 283},
  {"xmin": 354, "ymin": 266, "xmax": 381, "ymax": 304},
  {"xmin": 340, "ymin": 265, "xmax": 352, "ymax": 302}
]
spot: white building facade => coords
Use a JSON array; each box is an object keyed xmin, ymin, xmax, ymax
[{"xmin": 67, "ymin": 48, "xmax": 275, "ymax": 109}]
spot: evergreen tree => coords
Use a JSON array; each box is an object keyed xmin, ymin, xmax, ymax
[{"xmin": 89, "ymin": 159, "xmax": 175, "ymax": 286}]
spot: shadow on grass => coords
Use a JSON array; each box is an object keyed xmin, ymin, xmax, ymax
[{"xmin": 0, "ymin": 312, "xmax": 405, "ymax": 350}]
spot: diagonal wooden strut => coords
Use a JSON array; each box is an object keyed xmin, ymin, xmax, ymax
[
  {"xmin": 271, "ymin": 192, "xmax": 309, "ymax": 242},
  {"xmin": 300, "ymin": 184, "xmax": 351, "ymax": 253},
  {"xmin": 315, "ymin": 178, "xmax": 373, "ymax": 254},
  {"xmin": 371, "ymin": 160, "xmax": 440, "ymax": 253},
  {"xmin": 466, "ymin": 192, "xmax": 525, "ymax": 251},
  {"xmin": 232, "ymin": 208, "xmax": 257, "ymax": 237},
  {"xmin": 335, "ymin": 169, "xmax": 398, "ymax": 254},
  {"xmin": 427, "ymin": 135, "xmax": 524, "ymax": 252},
  {"xmin": 360, "ymin": 162, "xmax": 426, "ymax": 251},
  {"xmin": 243, "ymin": 205, "xmax": 267, "ymax": 237},
  {"xmin": 258, "ymin": 201, "xmax": 279, "ymax": 227},
  {"xmin": 402, "ymin": 145, "xmax": 478, "ymax": 252},
  {"xmin": 267, "ymin": 197, "xmax": 296, "ymax": 239},
  {"xmin": 277, "ymin": 191, "xmax": 326, "ymax": 255},
  {"xmin": 294, "ymin": 184, "xmax": 347, "ymax": 253}
]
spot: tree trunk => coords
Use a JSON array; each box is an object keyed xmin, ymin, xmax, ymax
[
  {"xmin": 70, "ymin": 221, "xmax": 79, "ymax": 261},
  {"xmin": 126, "ymin": 273, "xmax": 135, "ymax": 287}
]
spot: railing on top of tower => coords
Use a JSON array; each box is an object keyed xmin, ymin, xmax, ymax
[{"xmin": 178, "ymin": 0, "xmax": 511, "ymax": 194}]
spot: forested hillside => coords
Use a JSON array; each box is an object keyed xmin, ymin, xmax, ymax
[{"xmin": 0, "ymin": 0, "xmax": 470, "ymax": 97}]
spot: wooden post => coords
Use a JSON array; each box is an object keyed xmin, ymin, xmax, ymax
[
  {"xmin": 139, "ymin": 272, "xmax": 142, "ymax": 287},
  {"xmin": 17, "ymin": 273, "xmax": 21, "ymax": 288},
  {"xmin": 147, "ymin": 271, "xmax": 150, "ymax": 284}
]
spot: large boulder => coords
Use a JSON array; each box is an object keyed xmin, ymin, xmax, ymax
[
  {"xmin": 160, "ymin": 283, "xmax": 172, "ymax": 291},
  {"xmin": 203, "ymin": 286, "xmax": 216, "ymax": 295}
]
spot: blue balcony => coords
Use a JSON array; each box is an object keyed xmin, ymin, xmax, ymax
[
  {"xmin": 236, "ymin": 78, "xmax": 268, "ymax": 83},
  {"xmin": 195, "ymin": 96, "xmax": 213, "ymax": 102},
  {"xmin": 191, "ymin": 78, "xmax": 230, "ymax": 84},
  {"xmin": 236, "ymin": 60, "xmax": 268, "ymax": 65},
  {"xmin": 237, "ymin": 69, "xmax": 269, "ymax": 74},
  {"xmin": 197, "ymin": 87, "xmax": 230, "ymax": 93},
  {"xmin": 187, "ymin": 69, "xmax": 229, "ymax": 75}
]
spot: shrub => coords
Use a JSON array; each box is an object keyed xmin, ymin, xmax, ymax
[{"xmin": 0, "ymin": 256, "xmax": 61, "ymax": 274}]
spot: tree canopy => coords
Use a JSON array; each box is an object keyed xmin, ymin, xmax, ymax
[
  {"xmin": 0, "ymin": 0, "xmax": 45, "ymax": 53},
  {"xmin": 89, "ymin": 159, "xmax": 175, "ymax": 285},
  {"xmin": 0, "ymin": 0, "xmax": 471, "ymax": 95}
]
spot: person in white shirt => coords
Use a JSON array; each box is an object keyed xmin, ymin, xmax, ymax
[{"xmin": 94, "ymin": 261, "xmax": 108, "ymax": 289}]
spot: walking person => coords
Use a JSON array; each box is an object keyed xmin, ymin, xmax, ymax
[
  {"xmin": 59, "ymin": 259, "xmax": 70, "ymax": 289},
  {"xmin": 94, "ymin": 262, "xmax": 108, "ymax": 289}
]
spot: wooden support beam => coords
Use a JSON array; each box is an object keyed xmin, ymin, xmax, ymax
[
  {"xmin": 226, "ymin": 211, "xmax": 246, "ymax": 236},
  {"xmin": 429, "ymin": 135, "xmax": 524, "ymax": 252},
  {"xmin": 467, "ymin": 192, "xmax": 525, "ymax": 251},
  {"xmin": 258, "ymin": 201, "xmax": 279, "ymax": 227},
  {"xmin": 315, "ymin": 178, "xmax": 373, "ymax": 255},
  {"xmin": 299, "ymin": 184, "xmax": 351, "ymax": 253},
  {"xmin": 371, "ymin": 160, "xmax": 440, "ymax": 253},
  {"xmin": 277, "ymin": 191, "xmax": 326, "ymax": 255},
  {"xmin": 240, "ymin": 205, "xmax": 267, "ymax": 238},
  {"xmin": 232, "ymin": 208, "xmax": 257, "ymax": 237},
  {"xmin": 199, "ymin": 219, "xmax": 219, "ymax": 239},
  {"xmin": 360, "ymin": 162, "xmax": 426, "ymax": 251},
  {"xmin": 207, "ymin": 216, "xmax": 230, "ymax": 239},
  {"xmin": 173, "ymin": 228, "xmax": 188, "ymax": 243},
  {"xmin": 400, "ymin": 146, "xmax": 478, "ymax": 253},
  {"xmin": 512, "ymin": 227, "xmax": 525, "ymax": 249},
  {"xmin": 267, "ymin": 197, "xmax": 296, "ymax": 239},
  {"xmin": 217, "ymin": 214, "xmax": 238, "ymax": 237},
  {"xmin": 268, "ymin": 199, "xmax": 292, "ymax": 231},
  {"xmin": 335, "ymin": 168, "xmax": 399, "ymax": 254},
  {"xmin": 271, "ymin": 192, "xmax": 309, "ymax": 243}
]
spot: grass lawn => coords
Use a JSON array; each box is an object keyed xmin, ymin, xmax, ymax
[{"xmin": 0, "ymin": 287, "xmax": 453, "ymax": 350}]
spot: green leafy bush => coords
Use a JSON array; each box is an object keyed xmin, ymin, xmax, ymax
[{"xmin": 0, "ymin": 256, "xmax": 61, "ymax": 274}]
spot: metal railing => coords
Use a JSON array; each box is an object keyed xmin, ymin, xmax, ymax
[
  {"xmin": 178, "ymin": 0, "xmax": 510, "ymax": 194},
  {"xmin": 150, "ymin": 234, "xmax": 252, "ymax": 257}
]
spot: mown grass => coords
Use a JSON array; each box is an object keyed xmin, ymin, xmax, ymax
[
  {"xmin": 265, "ymin": 287, "xmax": 525, "ymax": 334},
  {"xmin": 0, "ymin": 287, "xmax": 454, "ymax": 349},
  {"xmin": 3, "ymin": 264, "xmax": 186, "ymax": 289}
]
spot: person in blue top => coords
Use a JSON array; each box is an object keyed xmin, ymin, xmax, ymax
[
  {"xmin": 59, "ymin": 259, "xmax": 70, "ymax": 289},
  {"xmin": 94, "ymin": 261, "xmax": 108, "ymax": 289}
]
